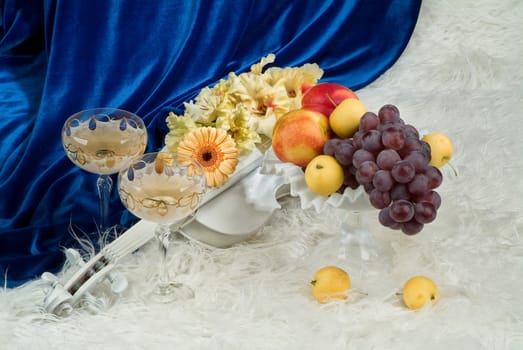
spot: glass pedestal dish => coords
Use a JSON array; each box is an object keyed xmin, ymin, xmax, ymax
[{"xmin": 259, "ymin": 148, "xmax": 379, "ymax": 260}]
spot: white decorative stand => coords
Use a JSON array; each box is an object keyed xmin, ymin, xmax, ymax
[
  {"xmin": 259, "ymin": 148, "xmax": 378, "ymax": 260},
  {"xmin": 42, "ymin": 221, "xmax": 155, "ymax": 315}
]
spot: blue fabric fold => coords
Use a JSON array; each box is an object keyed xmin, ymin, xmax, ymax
[{"xmin": 0, "ymin": 0, "xmax": 421, "ymax": 287}]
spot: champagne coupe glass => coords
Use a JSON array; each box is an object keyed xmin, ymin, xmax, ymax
[
  {"xmin": 62, "ymin": 108, "xmax": 147, "ymax": 233},
  {"xmin": 117, "ymin": 152, "xmax": 206, "ymax": 303}
]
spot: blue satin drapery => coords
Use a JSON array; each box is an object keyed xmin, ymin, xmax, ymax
[{"xmin": 0, "ymin": 0, "xmax": 421, "ymax": 287}]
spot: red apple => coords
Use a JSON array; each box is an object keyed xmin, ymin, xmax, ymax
[
  {"xmin": 272, "ymin": 109, "xmax": 331, "ymax": 168},
  {"xmin": 301, "ymin": 82, "xmax": 358, "ymax": 117}
]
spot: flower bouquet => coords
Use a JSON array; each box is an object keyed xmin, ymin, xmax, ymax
[{"xmin": 163, "ymin": 53, "xmax": 323, "ymax": 189}]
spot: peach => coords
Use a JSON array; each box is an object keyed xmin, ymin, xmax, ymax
[
  {"xmin": 272, "ymin": 109, "xmax": 331, "ymax": 168},
  {"xmin": 402, "ymin": 276, "xmax": 439, "ymax": 310},
  {"xmin": 301, "ymin": 82, "xmax": 358, "ymax": 117}
]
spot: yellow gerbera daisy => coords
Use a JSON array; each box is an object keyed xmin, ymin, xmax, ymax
[{"xmin": 177, "ymin": 127, "xmax": 239, "ymax": 188}]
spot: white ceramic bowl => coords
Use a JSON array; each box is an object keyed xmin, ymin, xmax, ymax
[{"xmin": 179, "ymin": 170, "xmax": 289, "ymax": 248}]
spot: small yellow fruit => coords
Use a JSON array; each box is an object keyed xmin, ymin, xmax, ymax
[
  {"xmin": 304, "ymin": 155, "xmax": 344, "ymax": 196},
  {"xmin": 311, "ymin": 266, "xmax": 351, "ymax": 303},
  {"xmin": 402, "ymin": 276, "xmax": 439, "ymax": 310},
  {"xmin": 421, "ymin": 132, "xmax": 453, "ymax": 168},
  {"xmin": 329, "ymin": 98, "xmax": 367, "ymax": 138}
]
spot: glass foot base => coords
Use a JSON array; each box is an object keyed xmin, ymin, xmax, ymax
[
  {"xmin": 338, "ymin": 211, "xmax": 380, "ymax": 261},
  {"xmin": 151, "ymin": 282, "xmax": 195, "ymax": 303}
]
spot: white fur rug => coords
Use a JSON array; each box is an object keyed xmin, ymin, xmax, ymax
[{"xmin": 2, "ymin": 1, "xmax": 522, "ymax": 349}]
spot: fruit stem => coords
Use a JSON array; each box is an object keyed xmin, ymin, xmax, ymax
[
  {"xmin": 325, "ymin": 93, "xmax": 337, "ymax": 106},
  {"xmin": 310, "ymin": 280, "xmax": 317, "ymax": 286},
  {"xmin": 352, "ymin": 290, "xmax": 368, "ymax": 296},
  {"xmin": 447, "ymin": 161, "xmax": 458, "ymax": 177}
]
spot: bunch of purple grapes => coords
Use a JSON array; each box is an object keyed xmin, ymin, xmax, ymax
[{"xmin": 323, "ymin": 104, "xmax": 442, "ymax": 235}]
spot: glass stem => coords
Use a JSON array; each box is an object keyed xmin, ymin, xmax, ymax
[
  {"xmin": 155, "ymin": 212, "xmax": 198, "ymax": 287},
  {"xmin": 339, "ymin": 210, "xmax": 376, "ymax": 261},
  {"xmin": 151, "ymin": 213, "xmax": 200, "ymax": 301},
  {"xmin": 156, "ymin": 224, "xmax": 172, "ymax": 288},
  {"xmin": 97, "ymin": 174, "xmax": 113, "ymax": 233}
]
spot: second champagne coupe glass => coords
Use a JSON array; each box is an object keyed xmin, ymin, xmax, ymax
[
  {"xmin": 118, "ymin": 152, "xmax": 206, "ymax": 303},
  {"xmin": 62, "ymin": 108, "xmax": 147, "ymax": 233}
]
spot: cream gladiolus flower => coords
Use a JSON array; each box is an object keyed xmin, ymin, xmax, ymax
[{"xmin": 166, "ymin": 54, "xmax": 323, "ymax": 154}]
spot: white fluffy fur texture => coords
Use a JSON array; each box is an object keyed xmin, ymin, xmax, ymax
[{"xmin": 2, "ymin": 1, "xmax": 523, "ymax": 349}]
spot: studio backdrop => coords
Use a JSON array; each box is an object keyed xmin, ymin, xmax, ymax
[{"xmin": 0, "ymin": 0, "xmax": 421, "ymax": 287}]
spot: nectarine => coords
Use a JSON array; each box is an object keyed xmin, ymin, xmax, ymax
[{"xmin": 272, "ymin": 109, "xmax": 331, "ymax": 168}]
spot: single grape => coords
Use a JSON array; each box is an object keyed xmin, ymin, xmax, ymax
[
  {"xmin": 352, "ymin": 149, "xmax": 375, "ymax": 168},
  {"xmin": 402, "ymin": 124, "xmax": 420, "ymax": 139},
  {"xmin": 372, "ymin": 169, "xmax": 395, "ymax": 192},
  {"xmin": 401, "ymin": 218, "xmax": 424, "ymax": 235},
  {"xmin": 323, "ymin": 138, "xmax": 343, "ymax": 156},
  {"xmin": 413, "ymin": 190, "xmax": 441, "ymax": 209},
  {"xmin": 378, "ymin": 207, "xmax": 400, "ymax": 229},
  {"xmin": 362, "ymin": 129, "xmax": 383, "ymax": 154},
  {"xmin": 378, "ymin": 121, "xmax": 396, "ymax": 132},
  {"xmin": 343, "ymin": 171, "xmax": 360, "ymax": 190},
  {"xmin": 352, "ymin": 130, "xmax": 363, "ymax": 148},
  {"xmin": 420, "ymin": 140, "xmax": 431, "ymax": 159},
  {"xmin": 391, "ymin": 160, "xmax": 416, "ymax": 183},
  {"xmin": 423, "ymin": 166, "xmax": 443, "ymax": 189},
  {"xmin": 398, "ymin": 137, "xmax": 422, "ymax": 158},
  {"xmin": 408, "ymin": 173, "xmax": 430, "ymax": 196},
  {"xmin": 378, "ymin": 104, "xmax": 401, "ymax": 123},
  {"xmin": 359, "ymin": 112, "xmax": 380, "ymax": 132},
  {"xmin": 381, "ymin": 125, "xmax": 406, "ymax": 150},
  {"xmin": 378, "ymin": 207, "xmax": 393, "ymax": 226},
  {"xmin": 414, "ymin": 202, "xmax": 437, "ymax": 224},
  {"xmin": 403, "ymin": 150, "xmax": 430, "ymax": 171},
  {"xmin": 334, "ymin": 141, "xmax": 356, "ymax": 166},
  {"xmin": 390, "ymin": 183, "xmax": 411, "ymax": 201},
  {"xmin": 363, "ymin": 182, "xmax": 375, "ymax": 194},
  {"xmin": 356, "ymin": 160, "xmax": 379, "ymax": 184},
  {"xmin": 389, "ymin": 199, "xmax": 415, "ymax": 223},
  {"xmin": 369, "ymin": 188, "xmax": 392, "ymax": 209},
  {"xmin": 376, "ymin": 149, "xmax": 401, "ymax": 170}
]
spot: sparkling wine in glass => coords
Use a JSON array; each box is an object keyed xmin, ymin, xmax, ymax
[
  {"xmin": 118, "ymin": 152, "xmax": 206, "ymax": 302},
  {"xmin": 62, "ymin": 108, "xmax": 147, "ymax": 233}
]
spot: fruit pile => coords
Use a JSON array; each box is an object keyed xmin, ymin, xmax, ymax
[
  {"xmin": 271, "ymin": 83, "xmax": 453, "ymax": 235},
  {"xmin": 324, "ymin": 104, "xmax": 445, "ymax": 235}
]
